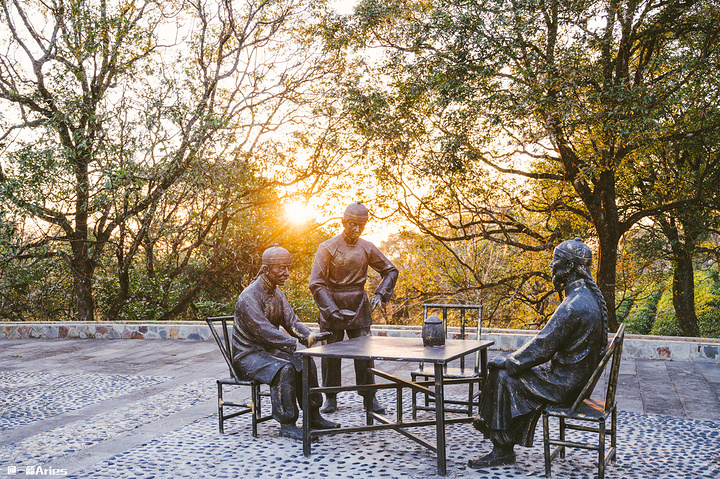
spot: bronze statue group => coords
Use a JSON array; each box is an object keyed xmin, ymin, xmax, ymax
[{"xmin": 230, "ymin": 202, "xmax": 608, "ymax": 469}]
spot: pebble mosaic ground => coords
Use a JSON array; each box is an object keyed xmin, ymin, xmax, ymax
[
  {"xmin": 0, "ymin": 371, "xmax": 171, "ymax": 431},
  {"xmin": 70, "ymin": 392, "xmax": 720, "ymax": 479},
  {"xmin": 1, "ymin": 339, "xmax": 719, "ymax": 478}
]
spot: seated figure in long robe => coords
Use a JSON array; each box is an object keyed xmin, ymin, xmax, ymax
[
  {"xmin": 469, "ymin": 238, "xmax": 608, "ymax": 467},
  {"xmin": 232, "ymin": 245, "xmax": 340, "ymax": 440}
]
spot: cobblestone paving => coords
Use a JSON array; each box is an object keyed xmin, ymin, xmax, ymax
[
  {"xmin": 0, "ymin": 371, "xmax": 171, "ymax": 431},
  {"xmin": 2, "ymin": 375, "xmax": 719, "ymax": 478},
  {"xmin": 1, "ymin": 339, "xmax": 719, "ymax": 478},
  {"xmin": 73, "ymin": 392, "xmax": 720, "ymax": 479},
  {"xmin": 1, "ymin": 373, "xmax": 210, "ymax": 469}
]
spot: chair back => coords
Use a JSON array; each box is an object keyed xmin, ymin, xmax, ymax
[
  {"xmin": 569, "ymin": 323, "xmax": 626, "ymax": 413},
  {"xmin": 206, "ymin": 316, "xmax": 242, "ymax": 382},
  {"xmin": 422, "ymin": 303, "xmax": 483, "ymax": 372},
  {"xmin": 603, "ymin": 322, "xmax": 626, "ymax": 411}
]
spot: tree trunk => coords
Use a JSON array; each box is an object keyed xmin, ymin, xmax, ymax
[
  {"xmin": 72, "ymin": 151, "xmax": 94, "ymax": 322},
  {"xmin": 106, "ymin": 266, "xmax": 130, "ymax": 322},
  {"xmin": 672, "ymin": 250, "xmax": 701, "ymax": 337},
  {"xmin": 661, "ymin": 215, "xmax": 701, "ymax": 337},
  {"xmin": 72, "ymin": 251, "xmax": 95, "ymax": 322},
  {"xmin": 596, "ymin": 236, "xmax": 618, "ymax": 332},
  {"xmin": 580, "ymin": 169, "xmax": 621, "ymax": 333}
]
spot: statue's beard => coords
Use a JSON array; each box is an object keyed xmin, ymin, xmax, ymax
[{"xmin": 552, "ymin": 269, "xmax": 570, "ymax": 299}]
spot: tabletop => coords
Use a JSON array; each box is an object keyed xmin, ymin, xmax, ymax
[{"xmin": 295, "ymin": 335, "xmax": 493, "ymax": 364}]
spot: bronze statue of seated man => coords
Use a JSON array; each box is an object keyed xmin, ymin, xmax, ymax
[
  {"xmin": 469, "ymin": 238, "xmax": 608, "ymax": 467},
  {"xmin": 231, "ymin": 245, "xmax": 340, "ymax": 440}
]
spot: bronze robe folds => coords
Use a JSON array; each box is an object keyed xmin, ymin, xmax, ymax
[
  {"xmin": 309, "ymin": 234, "xmax": 398, "ymax": 331},
  {"xmin": 479, "ymin": 279, "xmax": 604, "ymax": 447},
  {"xmin": 231, "ymin": 274, "xmax": 311, "ymax": 384}
]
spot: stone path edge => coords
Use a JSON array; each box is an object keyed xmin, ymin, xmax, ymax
[{"xmin": 2, "ymin": 321, "xmax": 719, "ymax": 363}]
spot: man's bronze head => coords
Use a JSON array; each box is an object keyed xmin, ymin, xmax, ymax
[
  {"xmin": 551, "ymin": 238, "xmax": 592, "ymax": 292},
  {"xmin": 553, "ymin": 238, "xmax": 592, "ymax": 266},
  {"xmin": 261, "ymin": 244, "xmax": 291, "ymax": 287},
  {"xmin": 341, "ymin": 202, "xmax": 369, "ymax": 244}
]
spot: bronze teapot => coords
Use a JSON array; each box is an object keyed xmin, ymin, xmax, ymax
[{"xmin": 422, "ymin": 314, "xmax": 445, "ymax": 347}]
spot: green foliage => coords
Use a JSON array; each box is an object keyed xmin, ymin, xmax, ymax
[
  {"xmin": 615, "ymin": 297, "xmax": 633, "ymax": 323},
  {"xmin": 327, "ymin": 0, "xmax": 720, "ymax": 335},
  {"xmin": 286, "ymin": 296, "xmax": 320, "ymax": 323},
  {"xmin": 0, "ymin": 255, "xmax": 73, "ymax": 321},
  {"xmin": 693, "ymin": 266, "xmax": 720, "ymax": 339},
  {"xmin": 193, "ymin": 300, "xmax": 235, "ymax": 319},
  {"xmin": 651, "ymin": 285, "xmax": 684, "ymax": 337},
  {"xmin": 625, "ymin": 290, "xmax": 663, "ymax": 335},
  {"xmin": 646, "ymin": 266, "xmax": 720, "ymax": 338},
  {"xmin": 0, "ymin": 0, "xmax": 345, "ymax": 322}
]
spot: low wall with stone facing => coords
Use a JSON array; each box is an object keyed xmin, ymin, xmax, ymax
[
  {"xmin": 0, "ymin": 322, "xmax": 214, "ymax": 341},
  {"xmin": 2, "ymin": 321, "xmax": 719, "ymax": 363}
]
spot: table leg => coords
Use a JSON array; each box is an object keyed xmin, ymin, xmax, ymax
[
  {"xmin": 396, "ymin": 384, "xmax": 403, "ymax": 423},
  {"xmin": 434, "ymin": 362, "xmax": 446, "ymax": 476},
  {"xmin": 481, "ymin": 348, "xmax": 488, "ymax": 381},
  {"xmin": 365, "ymin": 384, "xmax": 373, "ymax": 426},
  {"xmin": 302, "ymin": 356, "xmax": 311, "ymax": 456}
]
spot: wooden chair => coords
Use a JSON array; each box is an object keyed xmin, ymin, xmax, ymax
[
  {"xmin": 206, "ymin": 316, "xmax": 273, "ymax": 436},
  {"xmin": 542, "ymin": 323, "xmax": 626, "ymax": 479},
  {"xmin": 410, "ymin": 304, "xmax": 485, "ymax": 418}
]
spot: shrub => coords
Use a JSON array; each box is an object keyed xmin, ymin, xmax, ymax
[
  {"xmin": 647, "ymin": 265, "xmax": 720, "ymax": 338},
  {"xmin": 625, "ymin": 289, "xmax": 663, "ymax": 335},
  {"xmin": 695, "ymin": 265, "xmax": 720, "ymax": 339},
  {"xmin": 650, "ymin": 282, "xmax": 683, "ymax": 336}
]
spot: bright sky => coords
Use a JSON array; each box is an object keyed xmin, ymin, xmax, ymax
[
  {"xmin": 284, "ymin": 0, "xmax": 393, "ymax": 245},
  {"xmin": 284, "ymin": 197, "xmax": 396, "ymax": 246},
  {"xmin": 280, "ymin": 0, "xmax": 397, "ymax": 246},
  {"xmin": 331, "ymin": 0, "xmax": 357, "ymax": 15}
]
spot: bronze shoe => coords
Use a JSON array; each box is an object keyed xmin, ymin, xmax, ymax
[{"xmin": 467, "ymin": 448, "xmax": 516, "ymax": 468}]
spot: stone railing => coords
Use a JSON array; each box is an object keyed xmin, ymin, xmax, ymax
[{"xmin": 2, "ymin": 321, "xmax": 719, "ymax": 363}]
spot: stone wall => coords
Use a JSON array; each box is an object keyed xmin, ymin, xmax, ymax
[
  {"xmin": 0, "ymin": 322, "xmax": 213, "ymax": 341},
  {"xmin": 2, "ymin": 321, "xmax": 719, "ymax": 363}
]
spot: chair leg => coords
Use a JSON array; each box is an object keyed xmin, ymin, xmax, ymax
[
  {"xmin": 598, "ymin": 418, "xmax": 606, "ymax": 479},
  {"xmin": 423, "ymin": 375, "xmax": 430, "ymax": 408},
  {"xmin": 217, "ymin": 381, "xmax": 225, "ymax": 434},
  {"xmin": 611, "ymin": 406, "xmax": 617, "ymax": 463},
  {"xmin": 396, "ymin": 385, "xmax": 403, "ymax": 423},
  {"xmin": 255, "ymin": 382, "xmax": 262, "ymax": 418},
  {"xmin": 251, "ymin": 382, "xmax": 259, "ymax": 438},
  {"xmin": 467, "ymin": 380, "xmax": 474, "ymax": 416},
  {"xmin": 559, "ymin": 417, "xmax": 566, "ymax": 458},
  {"xmin": 411, "ymin": 372, "xmax": 418, "ymax": 420},
  {"xmin": 542, "ymin": 411, "xmax": 552, "ymax": 478}
]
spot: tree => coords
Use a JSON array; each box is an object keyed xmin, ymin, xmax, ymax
[
  {"xmin": 0, "ymin": 0, "xmax": 341, "ymax": 321},
  {"xmin": 626, "ymin": 137, "xmax": 720, "ymax": 336},
  {"xmin": 324, "ymin": 0, "xmax": 720, "ymax": 331},
  {"xmin": 380, "ymin": 227, "xmax": 555, "ymax": 328}
]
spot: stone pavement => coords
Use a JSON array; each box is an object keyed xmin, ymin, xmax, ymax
[{"xmin": 1, "ymin": 338, "xmax": 719, "ymax": 478}]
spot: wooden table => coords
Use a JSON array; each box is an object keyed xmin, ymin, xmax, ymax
[{"xmin": 296, "ymin": 336, "xmax": 494, "ymax": 475}]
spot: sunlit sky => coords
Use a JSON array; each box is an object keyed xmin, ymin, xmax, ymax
[
  {"xmin": 283, "ymin": 0, "xmax": 395, "ymax": 245},
  {"xmin": 331, "ymin": 0, "xmax": 357, "ymax": 15},
  {"xmin": 284, "ymin": 198, "xmax": 397, "ymax": 246}
]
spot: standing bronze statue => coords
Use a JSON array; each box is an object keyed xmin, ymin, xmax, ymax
[
  {"xmin": 469, "ymin": 238, "xmax": 608, "ymax": 467},
  {"xmin": 232, "ymin": 245, "xmax": 340, "ymax": 440},
  {"xmin": 309, "ymin": 202, "xmax": 399, "ymax": 414}
]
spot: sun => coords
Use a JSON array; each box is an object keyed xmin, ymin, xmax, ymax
[{"xmin": 285, "ymin": 201, "xmax": 315, "ymax": 225}]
